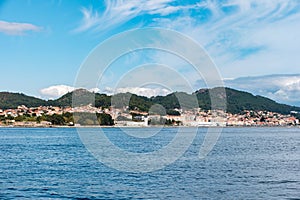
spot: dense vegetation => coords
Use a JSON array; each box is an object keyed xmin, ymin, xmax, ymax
[
  {"xmin": 73, "ymin": 112, "xmax": 114, "ymax": 126},
  {"xmin": 0, "ymin": 112, "xmax": 114, "ymax": 126},
  {"xmin": 0, "ymin": 92, "xmax": 49, "ymax": 109},
  {"xmin": 194, "ymin": 88, "xmax": 300, "ymax": 114},
  {"xmin": 1, "ymin": 88, "xmax": 300, "ymax": 115}
]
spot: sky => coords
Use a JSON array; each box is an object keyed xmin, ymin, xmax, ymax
[{"xmin": 0, "ymin": 0, "xmax": 300, "ymax": 106}]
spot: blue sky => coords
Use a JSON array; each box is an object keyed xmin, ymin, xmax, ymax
[{"xmin": 0, "ymin": 0, "xmax": 300, "ymax": 105}]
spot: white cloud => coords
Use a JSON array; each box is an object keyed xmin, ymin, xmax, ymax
[
  {"xmin": 40, "ymin": 85, "xmax": 100, "ymax": 99},
  {"xmin": 0, "ymin": 20, "xmax": 41, "ymax": 35},
  {"xmin": 40, "ymin": 85, "xmax": 76, "ymax": 99},
  {"xmin": 103, "ymin": 86, "xmax": 171, "ymax": 97},
  {"xmin": 40, "ymin": 84, "xmax": 171, "ymax": 100}
]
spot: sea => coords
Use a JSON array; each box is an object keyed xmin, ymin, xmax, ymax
[{"xmin": 0, "ymin": 127, "xmax": 299, "ymax": 199}]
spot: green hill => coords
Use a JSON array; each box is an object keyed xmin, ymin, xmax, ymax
[
  {"xmin": 0, "ymin": 92, "xmax": 49, "ymax": 109},
  {"xmin": 54, "ymin": 89, "xmax": 111, "ymax": 108},
  {"xmin": 194, "ymin": 88, "xmax": 300, "ymax": 114},
  {"xmin": 54, "ymin": 88, "xmax": 95, "ymax": 107},
  {"xmin": 1, "ymin": 88, "xmax": 300, "ymax": 115}
]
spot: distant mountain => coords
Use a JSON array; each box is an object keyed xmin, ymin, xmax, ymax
[{"xmin": 1, "ymin": 88, "xmax": 300, "ymax": 115}]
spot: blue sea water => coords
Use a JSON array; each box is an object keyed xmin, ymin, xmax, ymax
[{"xmin": 0, "ymin": 127, "xmax": 299, "ymax": 199}]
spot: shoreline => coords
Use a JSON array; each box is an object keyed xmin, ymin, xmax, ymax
[{"xmin": 0, "ymin": 125, "xmax": 299, "ymax": 129}]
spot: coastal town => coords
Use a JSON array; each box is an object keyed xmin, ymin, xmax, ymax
[{"xmin": 0, "ymin": 104, "xmax": 299, "ymax": 127}]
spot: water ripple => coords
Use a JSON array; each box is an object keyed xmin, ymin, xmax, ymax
[{"xmin": 0, "ymin": 127, "xmax": 299, "ymax": 199}]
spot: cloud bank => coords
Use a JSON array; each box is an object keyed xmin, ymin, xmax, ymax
[
  {"xmin": 40, "ymin": 85, "xmax": 99, "ymax": 99},
  {"xmin": 40, "ymin": 85, "xmax": 76, "ymax": 99},
  {"xmin": 40, "ymin": 84, "xmax": 171, "ymax": 99},
  {"xmin": 103, "ymin": 86, "xmax": 171, "ymax": 98}
]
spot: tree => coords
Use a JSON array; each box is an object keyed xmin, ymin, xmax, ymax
[
  {"xmin": 46, "ymin": 114, "xmax": 65, "ymax": 125},
  {"xmin": 96, "ymin": 113, "xmax": 114, "ymax": 126}
]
